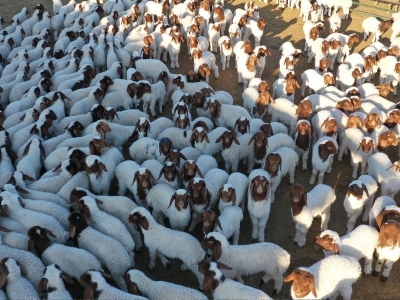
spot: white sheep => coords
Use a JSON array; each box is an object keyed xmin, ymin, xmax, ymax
[
  {"xmin": 198, "ymin": 260, "xmax": 273, "ymax": 300},
  {"xmin": 367, "ymin": 153, "xmax": 400, "ymax": 198},
  {"xmin": 309, "ymin": 136, "xmax": 338, "ymax": 185},
  {"xmin": 0, "ymin": 230, "xmax": 44, "ymax": 291},
  {"xmin": 27, "ymin": 226, "xmax": 102, "ymax": 280},
  {"xmin": 236, "ymin": 53, "xmax": 259, "ymax": 89},
  {"xmin": 77, "ymin": 196, "xmax": 136, "ymax": 257},
  {"xmin": 247, "ymin": 169, "xmax": 271, "ymax": 242},
  {"xmin": 286, "ymin": 183, "xmax": 336, "ymax": 247},
  {"xmin": 202, "ymin": 231, "xmax": 290, "ymax": 294},
  {"xmin": 0, "ymin": 257, "xmax": 40, "ymax": 300},
  {"xmin": 80, "ymin": 270, "xmax": 146, "ymax": 300},
  {"xmin": 69, "ymin": 187, "xmax": 143, "ymax": 251},
  {"xmin": 343, "ymin": 175, "xmax": 378, "ymax": 232},
  {"xmin": 218, "ymin": 172, "xmax": 249, "ymax": 212},
  {"xmin": 311, "ymin": 109, "xmax": 338, "ymax": 146},
  {"xmin": 315, "ymin": 225, "xmax": 379, "ymax": 275},
  {"xmin": 338, "ymin": 128, "xmax": 375, "ymax": 179},
  {"xmin": 216, "ymin": 131, "xmax": 255, "ymax": 173},
  {"xmin": 38, "ymin": 265, "xmax": 73, "ymax": 300},
  {"xmin": 190, "ymin": 127, "xmax": 226, "ymax": 156},
  {"xmin": 0, "ymin": 191, "xmax": 69, "ymax": 245},
  {"xmin": 362, "ymin": 17, "xmax": 392, "ymax": 43},
  {"xmin": 68, "ymin": 212, "xmax": 133, "ymax": 292},
  {"xmin": 263, "ymin": 147, "xmax": 298, "ymax": 203},
  {"xmin": 125, "ymin": 268, "xmax": 207, "ymax": 299},
  {"xmin": 128, "ymin": 207, "xmax": 205, "ymax": 287},
  {"xmin": 284, "ymin": 255, "xmax": 361, "ymax": 299},
  {"xmin": 218, "ymin": 35, "xmax": 233, "ymax": 70},
  {"xmin": 300, "ymin": 70, "xmax": 335, "ymax": 98},
  {"xmin": 146, "ymin": 184, "xmax": 192, "ymax": 230}
]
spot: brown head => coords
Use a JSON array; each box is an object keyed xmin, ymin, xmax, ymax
[
  {"xmin": 180, "ymin": 160, "xmax": 203, "ymax": 183},
  {"xmin": 320, "ymin": 118, "xmax": 338, "ymax": 137},
  {"xmin": 204, "ymin": 99, "xmax": 221, "ymax": 121},
  {"xmin": 248, "ymin": 131, "xmax": 268, "ymax": 162},
  {"xmin": 335, "ymin": 98, "xmax": 354, "ymax": 112},
  {"xmin": 194, "ymin": 210, "xmax": 223, "ymax": 235},
  {"xmin": 295, "ymin": 121, "xmax": 312, "ymax": 151},
  {"xmin": 377, "ymin": 131, "xmax": 398, "ymax": 151},
  {"xmin": 377, "ymin": 221, "xmax": 400, "ymax": 249},
  {"xmin": 264, "ymin": 153, "xmax": 282, "ymax": 178},
  {"xmin": 186, "ymin": 178, "xmax": 210, "ymax": 206},
  {"xmin": 245, "ymin": 54, "xmax": 259, "ymax": 72},
  {"xmin": 158, "ymin": 162, "xmax": 179, "ymax": 182},
  {"xmin": 314, "ymin": 232, "xmax": 340, "ymax": 254},
  {"xmin": 216, "ymin": 184, "xmax": 236, "ymax": 205},
  {"xmin": 132, "ymin": 168, "xmax": 156, "ymax": 202},
  {"xmin": 249, "ymin": 175, "xmax": 270, "ymax": 201},
  {"xmin": 215, "ymin": 130, "xmax": 240, "ymax": 150},
  {"xmin": 379, "ymin": 20, "xmax": 392, "ymax": 34},
  {"xmin": 259, "ymin": 123, "xmax": 274, "ymax": 137},
  {"xmin": 234, "ymin": 117, "xmax": 250, "ymax": 135},
  {"xmin": 357, "ymin": 137, "xmax": 375, "ymax": 154},
  {"xmin": 346, "ymin": 114, "xmax": 363, "ymax": 129},
  {"xmin": 296, "ymin": 100, "xmax": 313, "ymax": 120},
  {"xmin": 346, "ymin": 181, "xmax": 369, "ymax": 199},
  {"xmin": 257, "ymin": 17, "xmax": 267, "ymax": 30},
  {"xmin": 27, "ymin": 226, "xmax": 57, "ymax": 257},
  {"xmin": 364, "ymin": 113, "xmax": 381, "ymax": 134},
  {"xmin": 384, "ymin": 109, "xmax": 400, "ymax": 129},
  {"xmin": 318, "ymin": 140, "xmax": 337, "ymax": 162},
  {"xmin": 258, "ymin": 81, "xmax": 270, "ymax": 93},
  {"xmin": 376, "ymin": 84, "xmax": 394, "ymax": 98},
  {"xmin": 284, "ymin": 268, "xmax": 317, "ymax": 298},
  {"xmin": 167, "ymin": 189, "xmax": 191, "ymax": 211},
  {"xmin": 286, "ymin": 183, "xmax": 307, "ymax": 216},
  {"xmin": 241, "ymin": 40, "xmax": 253, "ymax": 55}
]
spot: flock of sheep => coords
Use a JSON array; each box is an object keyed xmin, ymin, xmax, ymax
[{"xmin": 0, "ymin": 0, "xmax": 400, "ymax": 299}]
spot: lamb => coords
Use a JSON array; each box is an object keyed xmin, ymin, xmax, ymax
[
  {"xmin": 263, "ymin": 147, "xmax": 298, "ymax": 203},
  {"xmin": 242, "ymin": 87, "xmax": 274, "ymax": 119},
  {"xmin": 309, "ymin": 136, "xmax": 338, "ymax": 185},
  {"xmin": 286, "ymin": 183, "xmax": 336, "ymax": 247},
  {"xmin": 38, "ymin": 265, "xmax": 74, "ymax": 300},
  {"xmin": 76, "ymin": 195, "xmax": 136, "ymax": 257},
  {"xmin": 247, "ymin": 169, "xmax": 271, "ymax": 242},
  {"xmin": 284, "ymin": 255, "xmax": 361, "ymax": 299},
  {"xmin": 272, "ymin": 72, "xmax": 301, "ymax": 103},
  {"xmin": 338, "ymin": 128, "xmax": 375, "ymax": 179},
  {"xmin": 80, "ymin": 270, "xmax": 146, "ymax": 300},
  {"xmin": 125, "ymin": 268, "xmax": 207, "ymax": 299},
  {"xmin": 217, "ymin": 172, "xmax": 249, "ymax": 212},
  {"xmin": 236, "ymin": 53, "xmax": 259, "ymax": 89},
  {"xmin": 69, "ymin": 187, "xmax": 143, "ymax": 251},
  {"xmin": 115, "ymin": 160, "xmax": 155, "ymax": 207},
  {"xmin": 215, "ymin": 131, "xmax": 255, "ymax": 173},
  {"xmin": 218, "ymin": 35, "xmax": 233, "ymax": 70},
  {"xmin": 128, "ymin": 207, "xmax": 205, "ymax": 287},
  {"xmin": 0, "ymin": 191, "xmax": 69, "ymax": 245},
  {"xmin": 0, "ymin": 228, "xmax": 45, "ymax": 291},
  {"xmin": 367, "ymin": 153, "xmax": 400, "ymax": 198},
  {"xmin": 198, "ymin": 260, "xmax": 273, "ymax": 300},
  {"xmin": 242, "ymin": 18, "xmax": 267, "ymax": 47},
  {"xmin": 294, "ymin": 120, "xmax": 312, "ymax": 171},
  {"xmin": 362, "ymin": 17, "xmax": 392, "ymax": 43},
  {"xmin": 180, "ymin": 155, "xmax": 217, "ymax": 188},
  {"xmin": 371, "ymin": 207, "xmax": 400, "ymax": 282},
  {"xmin": 202, "ymin": 232, "xmax": 290, "ymax": 294},
  {"xmin": 300, "ymin": 70, "xmax": 335, "ymax": 98},
  {"xmin": 268, "ymin": 98, "xmax": 313, "ymax": 136},
  {"xmin": 0, "ymin": 257, "xmax": 40, "ymax": 300},
  {"xmin": 311, "ymin": 110, "xmax": 338, "ymax": 145},
  {"xmin": 205, "ymin": 99, "xmax": 251, "ymax": 129},
  {"xmin": 27, "ymin": 226, "xmax": 102, "ymax": 280},
  {"xmin": 129, "ymin": 137, "xmax": 172, "ymax": 164},
  {"xmin": 343, "ymin": 175, "xmax": 378, "ymax": 232},
  {"xmin": 315, "ymin": 225, "xmax": 379, "ymax": 275},
  {"xmin": 146, "ymin": 184, "xmax": 191, "ymax": 231},
  {"xmin": 68, "ymin": 212, "xmax": 133, "ymax": 291},
  {"xmin": 190, "ymin": 127, "xmax": 226, "ymax": 156},
  {"xmin": 16, "ymin": 138, "xmax": 45, "ymax": 182},
  {"xmin": 208, "ymin": 22, "xmax": 222, "ymax": 53}
]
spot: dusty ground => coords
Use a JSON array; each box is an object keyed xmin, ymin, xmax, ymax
[{"xmin": 2, "ymin": 0, "xmax": 400, "ymax": 299}]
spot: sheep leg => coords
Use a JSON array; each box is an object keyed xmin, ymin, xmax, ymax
[
  {"xmin": 296, "ymin": 225, "xmax": 307, "ymax": 247},
  {"xmin": 257, "ymin": 215, "xmax": 268, "ymax": 242},
  {"xmin": 380, "ymin": 259, "xmax": 395, "ymax": 281},
  {"xmin": 114, "ymin": 274, "xmax": 128, "ymax": 292},
  {"xmin": 294, "ymin": 223, "xmax": 300, "ymax": 244},
  {"xmin": 117, "ymin": 183, "xmax": 127, "ymax": 196},
  {"xmin": 309, "ymin": 169, "xmax": 317, "ymax": 185},
  {"xmin": 346, "ymin": 212, "xmax": 359, "ymax": 233},
  {"xmin": 301, "ymin": 150, "xmax": 309, "ymax": 171},
  {"xmin": 250, "ymin": 215, "xmax": 259, "ymax": 240},
  {"xmin": 226, "ymin": 56, "xmax": 230, "ymax": 69},
  {"xmin": 320, "ymin": 210, "xmax": 331, "ymax": 230},
  {"xmin": 235, "ymin": 271, "xmax": 244, "ymax": 283},
  {"xmin": 362, "ymin": 196, "xmax": 374, "ymax": 222},
  {"xmin": 221, "ymin": 55, "xmax": 226, "ymax": 70},
  {"xmin": 232, "ymin": 229, "xmax": 240, "ymax": 245},
  {"xmin": 158, "ymin": 252, "xmax": 170, "ymax": 268},
  {"xmin": 317, "ymin": 172, "xmax": 325, "ymax": 185},
  {"xmin": 360, "ymin": 161, "xmax": 367, "ymax": 176},
  {"xmin": 271, "ymin": 272, "xmax": 284, "ymax": 294},
  {"xmin": 338, "ymin": 286, "xmax": 353, "ymax": 300},
  {"xmin": 392, "ymin": 80, "xmax": 398, "ymax": 96},
  {"xmin": 213, "ymin": 65, "xmax": 219, "ymax": 79},
  {"xmin": 188, "ymin": 211, "xmax": 199, "ymax": 232},
  {"xmin": 148, "ymin": 247, "xmax": 157, "ymax": 271},
  {"xmin": 351, "ymin": 161, "xmax": 359, "ymax": 179},
  {"xmin": 363, "ymin": 254, "xmax": 373, "ymax": 276}
]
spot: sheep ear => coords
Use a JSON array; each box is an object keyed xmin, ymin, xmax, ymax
[
  {"xmin": 248, "ymin": 134, "xmax": 255, "ymax": 145},
  {"xmin": 95, "ymin": 199, "xmax": 104, "ymax": 205},
  {"xmin": 22, "ymin": 173, "xmax": 35, "ymax": 182},
  {"xmin": 157, "ymin": 168, "xmax": 165, "ymax": 180},
  {"xmin": 0, "ymin": 205, "xmax": 9, "ymax": 217},
  {"xmin": 318, "ymin": 144, "xmax": 329, "ymax": 162},
  {"xmin": 131, "ymin": 172, "xmax": 139, "ymax": 186},
  {"xmin": 233, "ymin": 135, "xmax": 240, "ymax": 145},
  {"xmin": 202, "ymin": 273, "xmax": 213, "ymax": 292},
  {"xmin": 22, "ymin": 141, "xmax": 32, "ymax": 156},
  {"xmin": 193, "ymin": 213, "xmax": 204, "ymax": 227},
  {"xmin": 38, "ymin": 278, "xmax": 48, "ymax": 293},
  {"xmin": 44, "ymin": 228, "xmax": 57, "ymax": 238},
  {"xmin": 18, "ymin": 197, "xmax": 25, "ymax": 207},
  {"xmin": 331, "ymin": 243, "xmax": 340, "ymax": 254},
  {"xmin": 217, "ymin": 261, "xmax": 232, "ymax": 270},
  {"xmin": 99, "ymin": 162, "xmax": 108, "ymax": 172},
  {"xmin": 195, "ymin": 165, "xmax": 204, "ymax": 177},
  {"xmin": 138, "ymin": 215, "xmax": 149, "ymax": 230},
  {"xmin": 216, "ymin": 186, "xmax": 223, "ymax": 201},
  {"xmin": 61, "ymin": 271, "xmax": 74, "ymax": 284},
  {"xmin": 69, "ymin": 224, "xmax": 77, "ymax": 239},
  {"xmin": 215, "ymin": 133, "xmax": 224, "ymax": 143},
  {"xmin": 204, "ymin": 133, "xmax": 210, "ymax": 143},
  {"xmin": 308, "ymin": 275, "xmax": 317, "ymax": 298},
  {"xmin": 212, "ymin": 241, "xmax": 222, "ymax": 260},
  {"xmin": 167, "ymin": 195, "xmax": 176, "ymax": 209},
  {"xmin": 28, "ymin": 238, "xmax": 35, "ymax": 251},
  {"xmin": 0, "ymin": 267, "xmax": 7, "ymax": 288},
  {"xmin": 362, "ymin": 184, "xmax": 369, "ymax": 198},
  {"xmin": 283, "ymin": 270, "xmax": 297, "ymax": 282}
]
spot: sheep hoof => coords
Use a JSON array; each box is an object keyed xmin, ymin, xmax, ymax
[
  {"xmin": 259, "ymin": 279, "xmax": 265, "ymax": 287},
  {"xmin": 380, "ymin": 276, "xmax": 388, "ymax": 283},
  {"xmin": 372, "ymin": 270, "xmax": 379, "ymax": 277},
  {"xmin": 363, "ymin": 272, "xmax": 370, "ymax": 277},
  {"xmin": 273, "ymin": 289, "xmax": 278, "ymax": 294},
  {"xmin": 302, "ymin": 168, "xmax": 307, "ymax": 172}
]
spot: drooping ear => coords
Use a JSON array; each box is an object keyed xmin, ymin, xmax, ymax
[
  {"xmin": 302, "ymin": 191, "xmax": 307, "ymax": 206},
  {"xmin": 212, "ymin": 241, "xmax": 222, "ymax": 260},
  {"xmin": 38, "ymin": 278, "xmax": 48, "ymax": 293},
  {"xmin": 69, "ymin": 224, "xmax": 76, "ymax": 239},
  {"xmin": 138, "ymin": 215, "xmax": 149, "ymax": 230},
  {"xmin": 308, "ymin": 274, "xmax": 317, "ymax": 298},
  {"xmin": 195, "ymin": 165, "xmax": 204, "ymax": 177},
  {"xmin": 157, "ymin": 168, "xmax": 165, "ymax": 180},
  {"xmin": 28, "ymin": 238, "xmax": 35, "ymax": 251},
  {"xmin": 216, "ymin": 186, "xmax": 223, "ymax": 201},
  {"xmin": 131, "ymin": 172, "xmax": 139, "ymax": 185},
  {"xmin": 126, "ymin": 273, "xmax": 139, "ymax": 295},
  {"xmin": 167, "ymin": 195, "xmax": 176, "ymax": 209},
  {"xmin": 0, "ymin": 263, "xmax": 7, "ymax": 288},
  {"xmin": 215, "ymin": 217, "xmax": 223, "ymax": 231},
  {"xmin": 61, "ymin": 271, "xmax": 74, "ymax": 284},
  {"xmin": 44, "ymin": 228, "xmax": 57, "ymax": 238},
  {"xmin": 217, "ymin": 261, "xmax": 232, "ymax": 270},
  {"xmin": 362, "ymin": 184, "xmax": 369, "ymax": 198},
  {"xmin": 193, "ymin": 212, "xmax": 204, "ymax": 228},
  {"xmin": 99, "ymin": 162, "xmax": 108, "ymax": 172},
  {"xmin": 318, "ymin": 144, "xmax": 329, "ymax": 162},
  {"xmin": 80, "ymin": 273, "xmax": 95, "ymax": 300},
  {"xmin": 215, "ymin": 133, "xmax": 225, "ymax": 143},
  {"xmin": 202, "ymin": 273, "xmax": 213, "ymax": 292},
  {"xmin": 331, "ymin": 242, "xmax": 340, "ymax": 254},
  {"xmin": 283, "ymin": 270, "xmax": 297, "ymax": 282}
]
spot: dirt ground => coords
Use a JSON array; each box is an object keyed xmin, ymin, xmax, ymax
[{"xmin": 2, "ymin": 0, "xmax": 400, "ymax": 299}]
